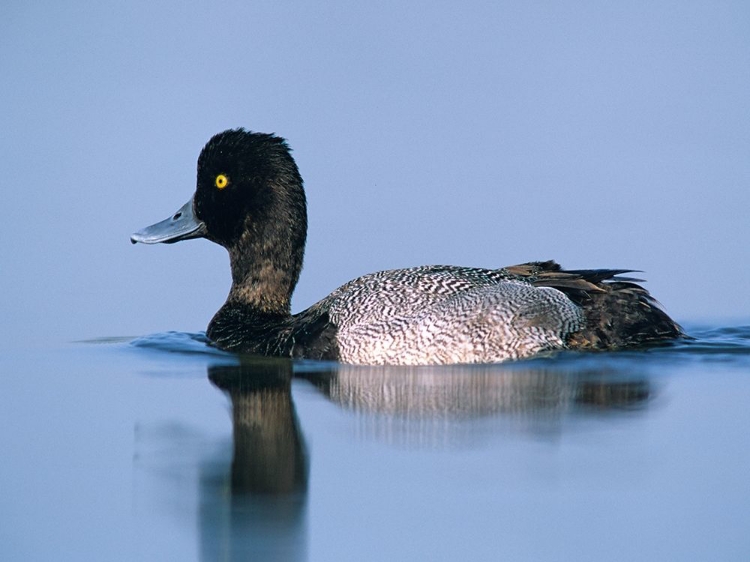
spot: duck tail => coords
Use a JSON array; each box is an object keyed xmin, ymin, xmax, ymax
[{"xmin": 506, "ymin": 261, "xmax": 684, "ymax": 350}]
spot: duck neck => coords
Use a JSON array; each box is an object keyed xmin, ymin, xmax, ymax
[
  {"xmin": 226, "ymin": 260, "xmax": 294, "ymax": 317},
  {"xmin": 208, "ymin": 233, "xmax": 300, "ymax": 354},
  {"xmin": 224, "ymin": 213, "xmax": 305, "ymax": 316}
]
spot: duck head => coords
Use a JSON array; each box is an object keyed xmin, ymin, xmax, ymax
[{"xmin": 132, "ymin": 129, "xmax": 308, "ymax": 314}]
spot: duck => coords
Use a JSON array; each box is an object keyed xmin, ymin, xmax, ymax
[{"xmin": 131, "ymin": 128, "xmax": 683, "ymax": 365}]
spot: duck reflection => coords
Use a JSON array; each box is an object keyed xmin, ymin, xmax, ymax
[
  {"xmin": 301, "ymin": 363, "xmax": 649, "ymax": 416},
  {"xmin": 209, "ymin": 359, "xmax": 307, "ymax": 495},
  {"xmin": 297, "ymin": 360, "xmax": 651, "ymax": 444},
  {"xmin": 199, "ymin": 356, "xmax": 651, "ymax": 559},
  {"xmin": 199, "ymin": 358, "xmax": 307, "ymax": 561}
]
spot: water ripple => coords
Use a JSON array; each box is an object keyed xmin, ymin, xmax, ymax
[
  {"xmin": 118, "ymin": 324, "xmax": 750, "ymax": 366},
  {"xmin": 129, "ymin": 331, "xmax": 229, "ymax": 356},
  {"xmin": 669, "ymin": 325, "xmax": 750, "ymax": 358}
]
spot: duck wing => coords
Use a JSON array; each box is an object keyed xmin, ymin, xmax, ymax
[{"xmin": 506, "ymin": 260, "xmax": 683, "ymax": 349}]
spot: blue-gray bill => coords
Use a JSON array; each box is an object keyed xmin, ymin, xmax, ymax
[{"xmin": 130, "ymin": 199, "xmax": 206, "ymax": 244}]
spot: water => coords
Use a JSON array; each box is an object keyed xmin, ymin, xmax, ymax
[{"xmin": 1, "ymin": 325, "xmax": 749, "ymax": 561}]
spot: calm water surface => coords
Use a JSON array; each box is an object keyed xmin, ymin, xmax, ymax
[{"xmin": 1, "ymin": 325, "xmax": 749, "ymax": 561}]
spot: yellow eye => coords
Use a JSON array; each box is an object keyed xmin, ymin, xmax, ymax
[{"xmin": 215, "ymin": 174, "xmax": 229, "ymax": 189}]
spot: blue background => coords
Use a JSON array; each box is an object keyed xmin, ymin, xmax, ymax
[{"xmin": 1, "ymin": 0, "xmax": 748, "ymax": 345}]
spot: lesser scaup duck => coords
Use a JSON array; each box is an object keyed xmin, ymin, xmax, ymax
[{"xmin": 132, "ymin": 129, "xmax": 682, "ymax": 365}]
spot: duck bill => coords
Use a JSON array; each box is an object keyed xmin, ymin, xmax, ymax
[{"xmin": 131, "ymin": 199, "xmax": 207, "ymax": 244}]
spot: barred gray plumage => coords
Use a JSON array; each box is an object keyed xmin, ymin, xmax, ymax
[{"xmin": 320, "ymin": 266, "xmax": 584, "ymax": 365}]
